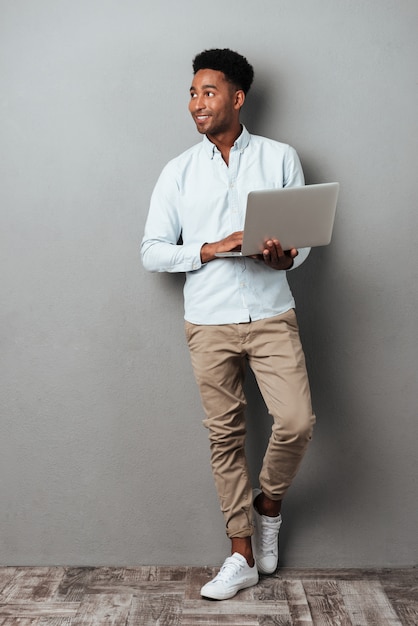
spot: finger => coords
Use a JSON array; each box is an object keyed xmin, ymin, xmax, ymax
[
  {"xmin": 263, "ymin": 242, "xmax": 280, "ymax": 267},
  {"xmin": 271, "ymin": 239, "xmax": 285, "ymax": 257},
  {"xmin": 262, "ymin": 249, "xmax": 271, "ymax": 262},
  {"xmin": 265, "ymin": 240, "xmax": 283, "ymax": 265},
  {"xmin": 262, "ymin": 240, "xmax": 275, "ymax": 262}
]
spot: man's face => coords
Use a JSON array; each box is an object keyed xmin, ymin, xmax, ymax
[{"xmin": 189, "ymin": 69, "xmax": 242, "ymax": 137}]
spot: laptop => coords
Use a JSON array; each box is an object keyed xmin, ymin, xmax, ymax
[{"xmin": 215, "ymin": 182, "xmax": 339, "ymax": 257}]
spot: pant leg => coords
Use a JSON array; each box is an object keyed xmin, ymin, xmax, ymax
[
  {"xmin": 184, "ymin": 321, "xmax": 254, "ymax": 538},
  {"xmin": 246, "ymin": 310, "xmax": 316, "ymax": 501}
]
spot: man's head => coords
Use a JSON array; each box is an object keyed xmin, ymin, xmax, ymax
[
  {"xmin": 189, "ymin": 49, "xmax": 254, "ymax": 139},
  {"xmin": 192, "ymin": 48, "xmax": 254, "ymax": 95}
]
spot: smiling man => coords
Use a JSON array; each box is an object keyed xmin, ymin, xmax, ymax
[
  {"xmin": 189, "ymin": 70, "xmax": 245, "ymax": 147},
  {"xmin": 141, "ymin": 48, "xmax": 315, "ymax": 600}
]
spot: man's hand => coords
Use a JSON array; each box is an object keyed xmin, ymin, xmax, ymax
[
  {"xmin": 260, "ymin": 239, "xmax": 298, "ymax": 270},
  {"xmin": 200, "ymin": 231, "xmax": 243, "ymax": 263}
]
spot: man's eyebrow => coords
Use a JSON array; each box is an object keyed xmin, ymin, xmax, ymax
[{"xmin": 190, "ymin": 84, "xmax": 218, "ymax": 91}]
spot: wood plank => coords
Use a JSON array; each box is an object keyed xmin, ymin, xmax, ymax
[
  {"xmin": 118, "ymin": 566, "xmax": 188, "ymax": 583},
  {"xmin": 182, "ymin": 599, "xmax": 289, "ymax": 615},
  {"xmin": 181, "ymin": 615, "xmax": 258, "ymax": 626},
  {"xmin": 0, "ymin": 569, "xmax": 19, "ymax": 596},
  {"xmin": 339, "ymin": 579, "xmax": 402, "ymax": 626},
  {"xmin": 128, "ymin": 594, "xmax": 183, "ymax": 626},
  {"xmin": 153, "ymin": 566, "xmax": 188, "ymax": 582},
  {"xmin": 89, "ymin": 568, "xmax": 126, "ymax": 584},
  {"xmin": 119, "ymin": 567, "xmax": 159, "ymax": 583},
  {"xmin": 87, "ymin": 580, "xmax": 185, "ymax": 595},
  {"xmin": 379, "ymin": 568, "xmax": 418, "ymax": 626},
  {"xmin": 0, "ymin": 602, "xmax": 78, "ymax": 618},
  {"xmin": 1, "ymin": 568, "xmax": 65, "ymax": 602},
  {"xmin": 391, "ymin": 605, "xmax": 418, "ymax": 626},
  {"xmin": 0, "ymin": 618, "xmax": 40, "ymax": 625},
  {"xmin": 71, "ymin": 593, "xmax": 132, "ymax": 626},
  {"xmin": 302, "ymin": 580, "xmax": 352, "ymax": 626},
  {"xmin": 254, "ymin": 576, "xmax": 288, "ymax": 601},
  {"xmin": 54, "ymin": 567, "xmax": 96, "ymax": 602},
  {"xmin": 283, "ymin": 579, "xmax": 313, "ymax": 625},
  {"xmin": 38, "ymin": 618, "xmax": 75, "ymax": 626},
  {"xmin": 258, "ymin": 616, "xmax": 293, "ymax": 626}
]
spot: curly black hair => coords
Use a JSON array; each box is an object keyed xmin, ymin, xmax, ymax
[{"xmin": 192, "ymin": 48, "xmax": 254, "ymax": 95}]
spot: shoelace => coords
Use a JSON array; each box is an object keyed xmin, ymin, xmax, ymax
[
  {"xmin": 259, "ymin": 517, "xmax": 282, "ymax": 554},
  {"xmin": 213, "ymin": 554, "xmax": 245, "ymax": 583}
]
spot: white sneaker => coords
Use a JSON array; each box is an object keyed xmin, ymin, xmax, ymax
[
  {"xmin": 252, "ymin": 488, "xmax": 282, "ymax": 575},
  {"xmin": 200, "ymin": 553, "xmax": 258, "ymax": 600}
]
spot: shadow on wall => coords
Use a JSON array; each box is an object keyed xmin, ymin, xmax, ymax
[
  {"xmin": 241, "ymin": 83, "xmax": 271, "ymax": 137},
  {"xmin": 245, "ymin": 238, "xmax": 376, "ymax": 565},
  {"xmin": 239, "ymin": 84, "xmax": 363, "ymax": 561}
]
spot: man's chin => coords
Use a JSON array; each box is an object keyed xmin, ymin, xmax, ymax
[{"xmin": 193, "ymin": 123, "xmax": 208, "ymax": 135}]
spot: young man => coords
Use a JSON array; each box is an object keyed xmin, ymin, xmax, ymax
[{"xmin": 141, "ymin": 48, "xmax": 315, "ymax": 600}]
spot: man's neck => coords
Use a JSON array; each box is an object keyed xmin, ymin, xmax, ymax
[{"xmin": 206, "ymin": 124, "xmax": 242, "ymax": 166}]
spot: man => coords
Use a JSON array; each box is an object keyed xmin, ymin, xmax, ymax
[{"xmin": 141, "ymin": 48, "xmax": 315, "ymax": 600}]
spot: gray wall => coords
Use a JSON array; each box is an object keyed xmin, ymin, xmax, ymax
[{"xmin": 1, "ymin": 0, "xmax": 417, "ymax": 567}]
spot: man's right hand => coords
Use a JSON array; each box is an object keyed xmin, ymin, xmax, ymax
[{"xmin": 200, "ymin": 231, "xmax": 243, "ymax": 263}]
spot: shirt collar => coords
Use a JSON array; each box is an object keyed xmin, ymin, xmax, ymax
[{"xmin": 202, "ymin": 125, "xmax": 251, "ymax": 159}]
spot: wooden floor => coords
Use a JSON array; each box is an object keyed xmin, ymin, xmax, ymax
[{"xmin": 0, "ymin": 566, "xmax": 417, "ymax": 625}]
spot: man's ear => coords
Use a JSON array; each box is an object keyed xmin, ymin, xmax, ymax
[{"xmin": 234, "ymin": 90, "xmax": 246, "ymax": 110}]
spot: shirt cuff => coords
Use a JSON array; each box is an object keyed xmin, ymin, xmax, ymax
[{"xmin": 186, "ymin": 242, "xmax": 204, "ymax": 271}]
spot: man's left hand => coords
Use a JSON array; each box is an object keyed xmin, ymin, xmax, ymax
[{"xmin": 259, "ymin": 239, "xmax": 298, "ymax": 270}]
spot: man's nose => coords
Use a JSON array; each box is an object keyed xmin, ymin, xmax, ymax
[{"xmin": 193, "ymin": 94, "xmax": 204, "ymax": 110}]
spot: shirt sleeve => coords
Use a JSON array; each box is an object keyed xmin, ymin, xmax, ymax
[
  {"xmin": 141, "ymin": 163, "xmax": 203, "ymax": 273},
  {"xmin": 283, "ymin": 145, "xmax": 310, "ymax": 270}
]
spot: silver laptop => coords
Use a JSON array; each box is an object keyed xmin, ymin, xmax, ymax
[{"xmin": 215, "ymin": 182, "xmax": 339, "ymax": 257}]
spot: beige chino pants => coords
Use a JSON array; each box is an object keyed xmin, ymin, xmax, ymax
[{"xmin": 185, "ymin": 309, "xmax": 316, "ymax": 538}]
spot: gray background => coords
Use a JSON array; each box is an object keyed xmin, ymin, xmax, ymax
[{"xmin": 1, "ymin": 0, "xmax": 417, "ymax": 567}]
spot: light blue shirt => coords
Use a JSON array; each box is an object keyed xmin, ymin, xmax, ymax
[{"xmin": 141, "ymin": 126, "xmax": 310, "ymax": 324}]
